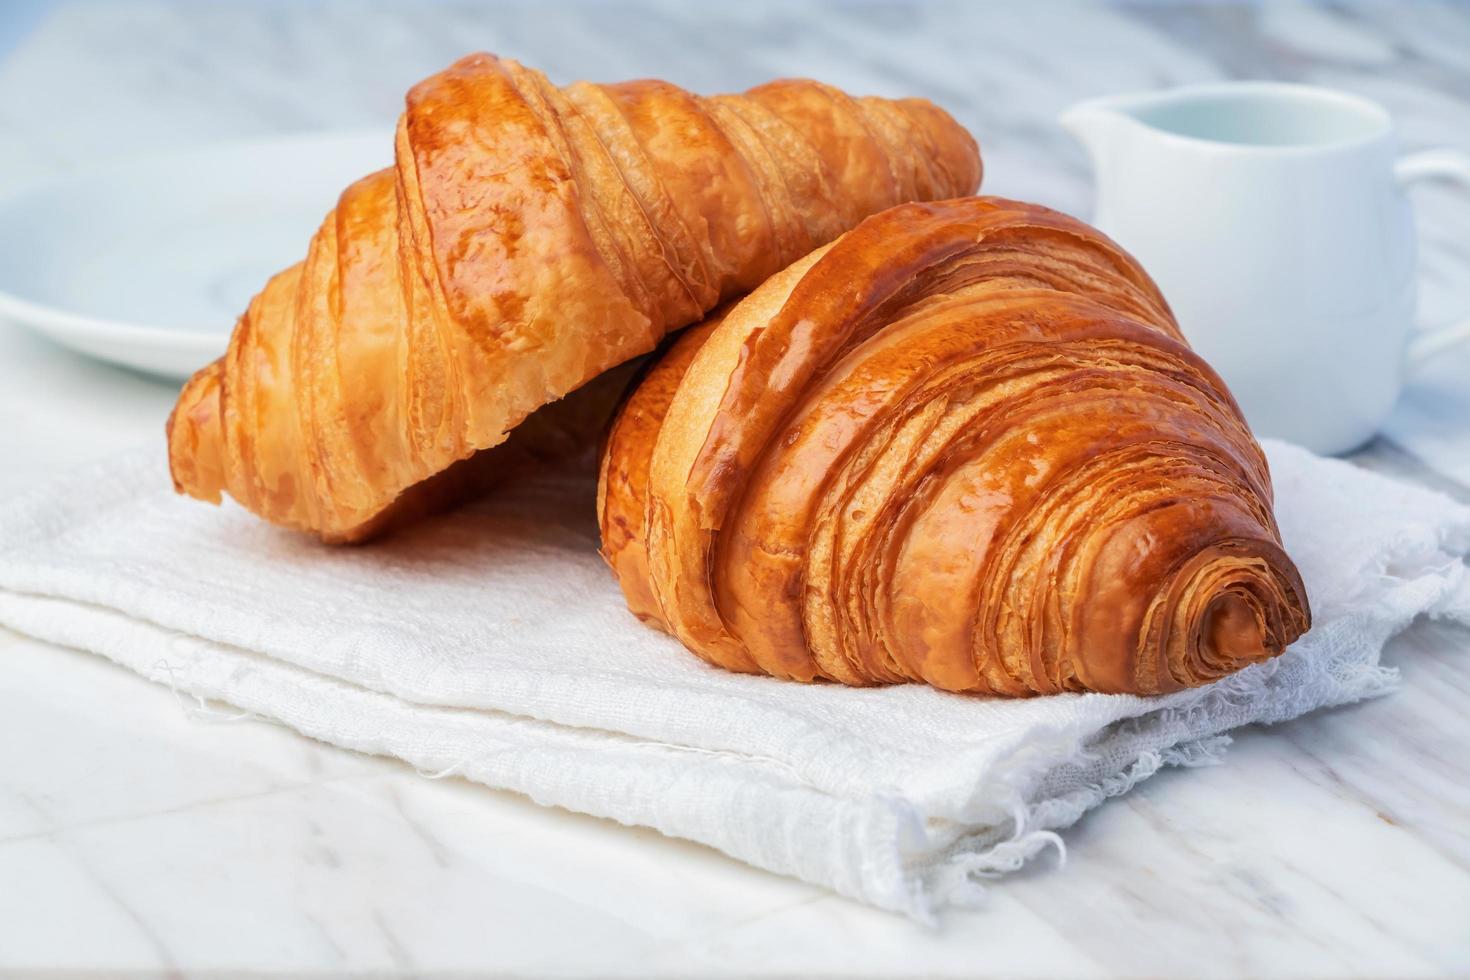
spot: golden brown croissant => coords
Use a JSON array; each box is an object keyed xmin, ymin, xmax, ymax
[
  {"xmin": 598, "ymin": 197, "xmax": 1311, "ymax": 696},
  {"xmin": 166, "ymin": 53, "xmax": 981, "ymax": 541}
]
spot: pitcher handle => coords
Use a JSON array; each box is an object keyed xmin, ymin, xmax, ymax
[{"xmin": 1395, "ymin": 150, "xmax": 1470, "ymax": 371}]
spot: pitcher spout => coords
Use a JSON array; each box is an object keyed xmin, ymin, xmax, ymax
[
  {"xmin": 1059, "ymin": 93, "xmax": 1168, "ymax": 230},
  {"xmin": 1058, "ymin": 95, "xmax": 1141, "ymax": 158}
]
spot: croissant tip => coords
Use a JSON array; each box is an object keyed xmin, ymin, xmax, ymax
[
  {"xmin": 1204, "ymin": 593, "xmax": 1271, "ymax": 664},
  {"xmin": 167, "ymin": 362, "xmax": 227, "ymax": 505}
]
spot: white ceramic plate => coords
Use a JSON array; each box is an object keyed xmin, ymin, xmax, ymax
[{"xmin": 0, "ymin": 130, "xmax": 391, "ymax": 379}]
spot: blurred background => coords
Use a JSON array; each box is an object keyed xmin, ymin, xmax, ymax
[
  {"xmin": 3, "ymin": 5, "xmax": 1470, "ymax": 975},
  {"xmin": 1, "ymin": 0, "xmax": 1468, "ymax": 492}
]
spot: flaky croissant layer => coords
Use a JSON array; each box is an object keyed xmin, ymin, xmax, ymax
[
  {"xmin": 598, "ymin": 197, "xmax": 1311, "ymax": 696},
  {"xmin": 166, "ymin": 53, "xmax": 981, "ymax": 541}
]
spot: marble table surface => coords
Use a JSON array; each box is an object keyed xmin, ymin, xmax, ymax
[{"xmin": 2, "ymin": 2, "xmax": 1469, "ymax": 975}]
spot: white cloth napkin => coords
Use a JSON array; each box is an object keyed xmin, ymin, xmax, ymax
[{"xmin": 1, "ymin": 439, "xmax": 1467, "ymax": 921}]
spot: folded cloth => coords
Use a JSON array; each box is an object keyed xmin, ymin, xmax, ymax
[{"xmin": 1, "ymin": 439, "xmax": 1466, "ymax": 921}]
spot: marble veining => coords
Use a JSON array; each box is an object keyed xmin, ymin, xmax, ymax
[{"xmin": 0, "ymin": 1, "xmax": 1468, "ymax": 975}]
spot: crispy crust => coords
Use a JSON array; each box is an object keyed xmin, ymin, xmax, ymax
[
  {"xmin": 598, "ymin": 197, "xmax": 1311, "ymax": 696},
  {"xmin": 166, "ymin": 54, "xmax": 981, "ymax": 540}
]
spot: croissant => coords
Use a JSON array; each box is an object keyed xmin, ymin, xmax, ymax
[
  {"xmin": 166, "ymin": 53, "xmax": 981, "ymax": 541},
  {"xmin": 598, "ymin": 197, "xmax": 1311, "ymax": 696}
]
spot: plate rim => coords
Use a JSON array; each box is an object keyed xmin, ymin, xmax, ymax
[
  {"xmin": 0, "ymin": 289, "xmax": 227, "ymax": 353},
  {"xmin": 0, "ymin": 127, "xmax": 395, "ymax": 362}
]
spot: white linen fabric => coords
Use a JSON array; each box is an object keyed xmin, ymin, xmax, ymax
[{"xmin": 1, "ymin": 439, "xmax": 1466, "ymax": 921}]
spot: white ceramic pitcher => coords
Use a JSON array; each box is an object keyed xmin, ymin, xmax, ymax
[{"xmin": 1061, "ymin": 82, "xmax": 1470, "ymax": 455}]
